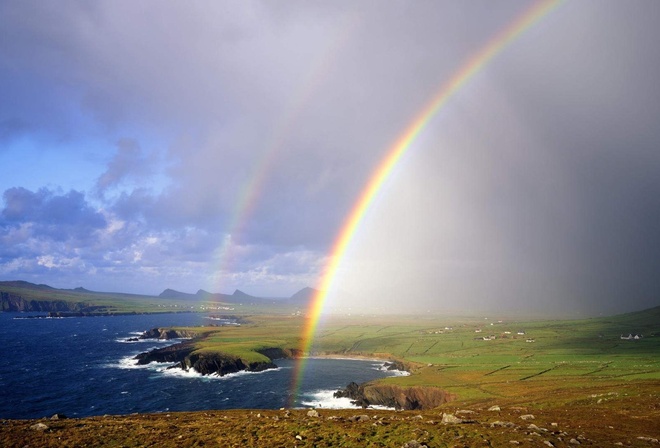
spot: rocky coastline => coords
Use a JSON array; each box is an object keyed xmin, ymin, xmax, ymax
[
  {"xmin": 138, "ymin": 327, "xmax": 201, "ymax": 340},
  {"xmin": 134, "ymin": 327, "xmax": 300, "ymax": 376},
  {"xmin": 135, "ymin": 328, "xmax": 453, "ymax": 409}
]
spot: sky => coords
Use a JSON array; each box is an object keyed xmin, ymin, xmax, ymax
[{"xmin": 1, "ymin": 1, "xmax": 659, "ymax": 316}]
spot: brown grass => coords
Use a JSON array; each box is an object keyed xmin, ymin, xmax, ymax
[{"xmin": 2, "ymin": 381, "xmax": 658, "ymax": 448}]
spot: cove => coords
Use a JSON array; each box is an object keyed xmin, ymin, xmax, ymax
[{"xmin": 0, "ymin": 313, "xmax": 400, "ymax": 419}]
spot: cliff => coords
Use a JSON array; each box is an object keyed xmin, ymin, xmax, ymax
[
  {"xmin": 177, "ymin": 352, "xmax": 278, "ymax": 375},
  {"xmin": 335, "ymin": 381, "xmax": 455, "ymax": 410},
  {"xmin": 1, "ymin": 292, "xmax": 103, "ymax": 313},
  {"xmin": 139, "ymin": 327, "xmax": 201, "ymax": 340},
  {"xmin": 135, "ymin": 342, "xmax": 197, "ymax": 365}
]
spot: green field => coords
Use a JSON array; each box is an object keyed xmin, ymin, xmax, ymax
[{"xmin": 146, "ymin": 306, "xmax": 660, "ymax": 412}]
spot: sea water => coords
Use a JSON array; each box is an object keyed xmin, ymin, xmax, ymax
[{"xmin": 0, "ymin": 313, "xmax": 403, "ymax": 419}]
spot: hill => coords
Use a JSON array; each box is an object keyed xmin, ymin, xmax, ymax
[
  {"xmin": 0, "ymin": 280, "xmax": 188, "ymax": 314},
  {"xmin": 158, "ymin": 286, "xmax": 316, "ymax": 305},
  {"xmin": 289, "ymin": 286, "xmax": 318, "ymax": 304},
  {"xmin": 0, "ymin": 280, "xmax": 317, "ymax": 314}
]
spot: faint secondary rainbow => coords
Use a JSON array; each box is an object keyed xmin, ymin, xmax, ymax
[
  {"xmin": 288, "ymin": 0, "xmax": 563, "ymax": 406},
  {"xmin": 209, "ymin": 14, "xmax": 360, "ymax": 294}
]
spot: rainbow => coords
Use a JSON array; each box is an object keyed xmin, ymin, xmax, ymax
[{"xmin": 288, "ymin": 0, "xmax": 563, "ymax": 407}]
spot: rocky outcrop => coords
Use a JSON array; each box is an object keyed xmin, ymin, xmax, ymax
[
  {"xmin": 135, "ymin": 342, "xmax": 197, "ymax": 365},
  {"xmin": 335, "ymin": 382, "xmax": 455, "ymax": 410},
  {"xmin": 384, "ymin": 360, "xmax": 407, "ymax": 372},
  {"xmin": 176, "ymin": 352, "xmax": 277, "ymax": 376},
  {"xmin": 139, "ymin": 327, "xmax": 200, "ymax": 340},
  {"xmin": 255, "ymin": 347, "xmax": 302, "ymax": 360}
]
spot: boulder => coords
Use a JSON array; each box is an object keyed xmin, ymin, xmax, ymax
[
  {"xmin": 441, "ymin": 413, "xmax": 463, "ymax": 424},
  {"xmin": 348, "ymin": 415, "xmax": 371, "ymax": 422},
  {"xmin": 402, "ymin": 441, "xmax": 427, "ymax": 448}
]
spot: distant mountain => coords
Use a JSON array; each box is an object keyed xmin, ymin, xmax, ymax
[
  {"xmin": 157, "ymin": 286, "xmax": 319, "ymax": 305},
  {"xmin": 232, "ymin": 289, "xmax": 256, "ymax": 300},
  {"xmin": 0, "ymin": 280, "xmax": 55, "ymax": 290},
  {"xmin": 195, "ymin": 289, "xmax": 234, "ymax": 302},
  {"xmin": 159, "ymin": 288, "xmax": 273, "ymax": 304},
  {"xmin": 289, "ymin": 287, "xmax": 318, "ymax": 304},
  {"xmin": 159, "ymin": 288, "xmax": 198, "ymax": 300},
  {"xmin": 0, "ymin": 280, "xmax": 320, "ymax": 312}
]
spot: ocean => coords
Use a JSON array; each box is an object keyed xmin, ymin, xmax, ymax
[{"xmin": 0, "ymin": 313, "xmax": 404, "ymax": 419}]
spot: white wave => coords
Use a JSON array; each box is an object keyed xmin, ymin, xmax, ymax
[
  {"xmin": 371, "ymin": 362, "xmax": 410, "ymax": 377},
  {"xmin": 159, "ymin": 364, "xmax": 282, "ymax": 380},
  {"xmin": 115, "ymin": 336, "xmax": 189, "ymax": 344},
  {"xmin": 110, "ymin": 355, "xmax": 281, "ymax": 381},
  {"xmin": 299, "ymin": 389, "xmax": 394, "ymax": 410},
  {"xmin": 159, "ymin": 366, "xmax": 205, "ymax": 379},
  {"xmin": 216, "ymin": 367, "xmax": 281, "ymax": 379},
  {"xmin": 107, "ymin": 354, "xmax": 177, "ymax": 371},
  {"xmin": 203, "ymin": 317, "xmax": 240, "ymax": 325},
  {"xmin": 160, "ymin": 366, "xmax": 282, "ymax": 380},
  {"xmin": 109, "ymin": 355, "xmax": 153, "ymax": 370},
  {"xmin": 300, "ymin": 389, "xmax": 359, "ymax": 409}
]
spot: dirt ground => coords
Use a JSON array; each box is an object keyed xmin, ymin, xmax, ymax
[{"xmin": 3, "ymin": 397, "xmax": 659, "ymax": 448}]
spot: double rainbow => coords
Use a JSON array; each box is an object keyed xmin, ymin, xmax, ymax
[{"xmin": 288, "ymin": 0, "xmax": 563, "ymax": 406}]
